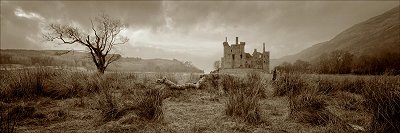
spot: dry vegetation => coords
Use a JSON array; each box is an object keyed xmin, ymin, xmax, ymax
[
  {"xmin": 0, "ymin": 68, "xmax": 399, "ymax": 132},
  {"xmin": 273, "ymin": 73, "xmax": 400, "ymax": 132}
]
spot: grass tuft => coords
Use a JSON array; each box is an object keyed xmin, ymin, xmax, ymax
[
  {"xmin": 135, "ymin": 88, "xmax": 164, "ymax": 121},
  {"xmin": 224, "ymin": 73, "xmax": 264, "ymax": 124},
  {"xmin": 272, "ymin": 73, "xmax": 307, "ymax": 97},
  {"xmin": 289, "ymin": 90, "xmax": 330, "ymax": 126}
]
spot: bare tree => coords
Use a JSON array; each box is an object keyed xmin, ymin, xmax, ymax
[{"xmin": 44, "ymin": 14, "xmax": 128, "ymax": 73}]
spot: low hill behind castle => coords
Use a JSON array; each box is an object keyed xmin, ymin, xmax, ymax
[{"xmin": 0, "ymin": 49, "xmax": 204, "ymax": 73}]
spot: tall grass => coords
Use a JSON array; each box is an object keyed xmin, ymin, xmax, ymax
[
  {"xmin": 97, "ymin": 86, "xmax": 121, "ymax": 122},
  {"xmin": 273, "ymin": 73, "xmax": 400, "ymax": 132},
  {"xmin": 272, "ymin": 73, "xmax": 307, "ymax": 98},
  {"xmin": 0, "ymin": 113, "xmax": 16, "ymax": 133},
  {"xmin": 289, "ymin": 89, "xmax": 331, "ymax": 126},
  {"xmin": 272, "ymin": 74, "xmax": 335, "ymax": 126},
  {"xmin": 363, "ymin": 76, "xmax": 400, "ymax": 132},
  {"xmin": 0, "ymin": 68, "xmax": 100, "ymax": 101},
  {"xmin": 273, "ymin": 74, "xmax": 348, "ymax": 128},
  {"xmin": 1, "ymin": 68, "xmax": 166, "ymax": 124},
  {"xmin": 95, "ymin": 74, "xmax": 164, "ymax": 122},
  {"xmin": 224, "ymin": 72, "xmax": 265, "ymax": 124},
  {"xmin": 134, "ymin": 88, "xmax": 164, "ymax": 121}
]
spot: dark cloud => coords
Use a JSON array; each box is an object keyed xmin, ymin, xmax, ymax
[{"xmin": 1, "ymin": 1, "xmax": 399, "ymax": 71}]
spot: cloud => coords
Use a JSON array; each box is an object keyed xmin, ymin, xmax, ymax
[{"xmin": 14, "ymin": 7, "xmax": 44, "ymax": 21}]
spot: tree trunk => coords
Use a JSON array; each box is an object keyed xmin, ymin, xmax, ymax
[{"xmin": 97, "ymin": 66, "xmax": 106, "ymax": 74}]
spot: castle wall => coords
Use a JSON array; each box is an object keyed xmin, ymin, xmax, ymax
[
  {"xmin": 221, "ymin": 37, "xmax": 270, "ymax": 72},
  {"xmin": 263, "ymin": 52, "xmax": 270, "ymax": 72}
]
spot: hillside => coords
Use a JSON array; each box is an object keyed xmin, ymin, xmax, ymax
[
  {"xmin": 0, "ymin": 49, "xmax": 204, "ymax": 73},
  {"xmin": 277, "ymin": 6, "xmax": 400, "ymax": 64}
]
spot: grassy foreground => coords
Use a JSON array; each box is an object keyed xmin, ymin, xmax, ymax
[{"xmin": 0, "ymin": 68, "xmax": 399, "ymax": 132}]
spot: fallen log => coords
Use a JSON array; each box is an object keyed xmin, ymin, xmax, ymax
[
  {"xmin": 156, "ymin": 73, "xmax": 228, "ymax": 96},
  {"xmin": 156, "ymin": 74, "xmax": 211, "ymax": 90},
  {"xmin": 156, "ymin": 77, "xmax": 202, "ymax": 90}
]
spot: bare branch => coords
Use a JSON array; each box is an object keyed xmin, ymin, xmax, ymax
[
  {"xmin": 105, "ymin": 54, "xmax": 121, "ymax": 67},
  {"xmin": 43, "ymin": 13, "xmax": 128, "ymax": 73}
]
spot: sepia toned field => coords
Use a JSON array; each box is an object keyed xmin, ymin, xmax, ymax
[{"xmin": 0, "ymin": 68, "xmax": 399, "ymax": 133}]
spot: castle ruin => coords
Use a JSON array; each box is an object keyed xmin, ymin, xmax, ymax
[{"xmin": 220, "ymin": 37, "xmax": 270, "ymax": 72}]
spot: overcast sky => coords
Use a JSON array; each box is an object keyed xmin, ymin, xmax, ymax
[{"xmin": 1, "ymin": 1, "xmax": 399, "ymax": 71}]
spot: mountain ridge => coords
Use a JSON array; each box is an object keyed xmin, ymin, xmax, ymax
[{"xmin": 275, "ymin": 6, "xmax": 400, "ymax": 65}]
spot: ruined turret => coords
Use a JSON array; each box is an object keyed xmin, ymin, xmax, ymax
[{"xmin": 220, "ymin": 37, "xmax": 270, "ymax": 72}]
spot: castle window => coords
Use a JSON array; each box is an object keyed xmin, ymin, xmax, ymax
[
  {"xmin": 240, "ymin": 54, "xmax": 242, "ymax": 59},
  {"xmin": 231, "ymin": 50, "xmax": 232, "ymax": 52},
  {"xmin": 232, "ymin": 54, "xmax": 235, "ymax": 60}
]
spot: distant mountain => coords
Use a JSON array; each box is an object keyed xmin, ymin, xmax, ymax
[
  {"xmin": 276, "ymin": 6, "xmax": 400, "ymax": 65},
  {"xmin": 0, "ymin": 49, "xmax": 204, "ymax": 73},
  {"xmin": 121, "ymin": 45, "xmax": 216, "ymax": 73}
]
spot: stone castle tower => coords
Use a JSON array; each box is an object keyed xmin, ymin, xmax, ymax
[{"xmin": 220, "ymin": 37, "xmax": 270, "ymax": 72}]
